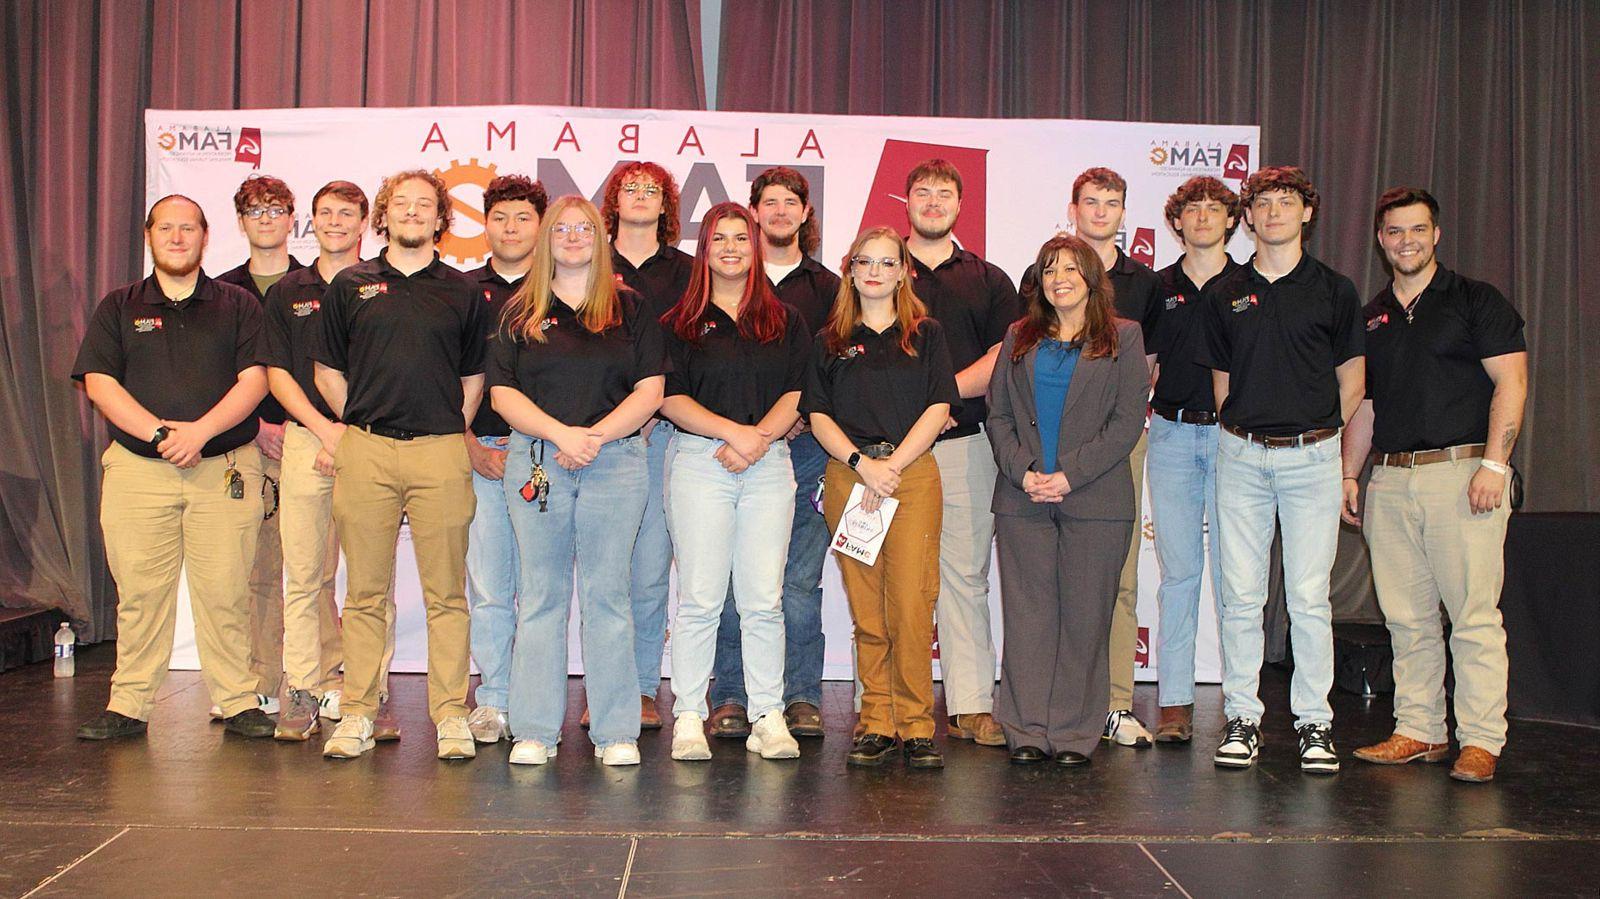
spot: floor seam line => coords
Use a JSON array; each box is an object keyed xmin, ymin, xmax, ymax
[
  {"xmin": 1138, "ymin": 842, "xmax": 1196, "ymax": 899},
  {"xmin": 19, "ymin": 825, "xmax": 130, "ymax": 899},
  {"xmin": 617, "ymin": 835, "xmax": 639, "ymax": 898}
]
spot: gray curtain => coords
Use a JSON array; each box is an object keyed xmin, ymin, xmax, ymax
[
  {"xmin": 0, "ymin": 0, "xmax": 704, "ymax": 639},
  {"xmin": 720, "ymin": 0, "xmax": 1600, "ymax": 514}
]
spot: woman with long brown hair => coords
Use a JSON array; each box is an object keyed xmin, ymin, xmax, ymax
[
  {"xmin": 987, "ymin": 233, "xmax": 1149, "ymax": 767},
  {"xmin": 488, "ymin": 196, "xmax": 668, "ymax": 768},
  {"xmin": 801, "ymin": 226, "xmax": 959, "ymax": 769}
]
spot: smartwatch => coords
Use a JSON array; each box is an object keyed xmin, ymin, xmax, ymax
[
  {"xmin": 151, "ymin": 425, "xmax": 171, "ymax": 445},
  {"xmin": 847, "ymin": 451, "xmax": 862, "ymax": 470}
]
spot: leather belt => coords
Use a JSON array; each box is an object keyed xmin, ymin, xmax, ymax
[
  {"xmin": 1374, "ymin": 444, "xmax": 1486, "ymax": 468},
  {"xmin": 860, "ymin": 442, "xmax": 896, "ymax": 459},
  {"xmin": 1154, "ymin": 408, "xmax": 1218, "ymax": 426},
  {"xmin": 356, "ymin": 423, "xmax": 427, "ymax": 441},
  {"xmin": 1222, "ymin": 423, "xmax": 1339, "ymax": 448},
  {"xmin": 936, "ymin": 422, "xmax": 984, "ymax": 442}
]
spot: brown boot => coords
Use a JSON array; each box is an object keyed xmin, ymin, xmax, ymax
[
  {"xmin": 1154, "ymin": 705, "xmax": 1193, "ymax": 743},
  {"xmin": 709, "ymin": 703, "xmax": 751, "ymax": 738},
  {"xmin": 948, "ymin": 713, "xmax": 1006, "ymax": 747},
  {"xmin": 1353, "ymin": 733, "xmax": 1449, "ymax": 765},
  {"xmin": 1450, "ymin": 745, "xmax": 1499, "ymax": 783},
  {"xmin": 640, "ymin": 695, "xmax": 663, "ymax": 730}
]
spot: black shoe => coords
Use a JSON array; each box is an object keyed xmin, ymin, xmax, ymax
[
  {"xmin": 1009, "ymin": 745, "xmax": 1048, "ymax": 765},
  {"xmin": 223, "ymin": 707, "xmax": 276, "ymax": 738},
  {"xmin": 846, "ymin": 733, "xmax": 896, "ymax": 767},
  {"xmin": 903, "ymin": 738, "xmax": 944, "ymax": 769},
  {"xmin": 77, "ymin": 710, "xmax": 147, "ymax": 740},
  {"xmin": 1054, "ymin": 750, "xmax": 1091, "ymax": 767}
]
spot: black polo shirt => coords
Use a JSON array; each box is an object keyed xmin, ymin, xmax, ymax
[
  {"xmin": 664, "ymin": 303, "xmax": 810, "ymax": 432},
  {"xmin": 613, "ymin": 244, "xmax": 692, "ymax": 320},
  {"xmin": 1021, "ymin": 246, "xmax": 1162, "ymax": 345},
  {"xmin": 465, "ymin": 263, "xmax": 526, "ymax": 438},
  {"xmin": 313, "ymin": 251, "xmax": 486, "ymax": 436},
  {"xmin": 1148, "ymin": 255, "xmax": 1243, "ymax": 415},
  {"xmin": 1197, "ymin": 252, "xmax": 1364, "ymax": 436},
  {"xmin": 261, "ymin": 263, "xmax": 338, "ymax": 423},
  {"xmin": 487, "ymin": 288, "xmax": 668, "ymax": 429},
  {"xmin": 219, "ymin": 257, "xmax": 304, "ymax": 426},
  {"xmin": 1363, "ymin": 265, "xmax": 1525, "ymax": 453},
  {"xmin": 770, "ymin": 255, "xmax": 842, "ymax": 336},
  {"xmin": 72, "ymin": 272, "xmax": 263, "ymax": 458},
  {"xmin": 909, "ymin": 247, "xmax": 1020, "ymax": 428},
  {"xmin": 799, "ymin": 318, "xmax": 960, "ymax": 447}
]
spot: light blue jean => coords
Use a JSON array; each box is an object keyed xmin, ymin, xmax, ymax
[
  {"xmin": 468, "ymin": 434, "xmax": 518, "ymax": 710},
  {"xmin": 710, "ymin": 431, "xmax": 830, "ymax": 710},
  {"xmin": 505, "ymin": 433, "xmax": 647, "ymax": 748},
  {"xmin": 1215, "ymin": 428, "xmax": 1342, "ymax": 728},
  {"xmin": 1145, "ymin": 415, "xmax": 1222, "ymax": 707},
  {"xmin": 664, "ymin": 433, "xmax": 795, "ymax": 723},
  {"xmin": 632, "ymin": 421, "xmax": 674, "ymax": 697}
]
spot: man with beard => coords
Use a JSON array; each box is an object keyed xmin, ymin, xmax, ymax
[
  {"xmin": 314, "ymin": 169, "xmax": 487, "ymax": 761},
  {"xmin": 464, "ymin": 173, "xmax": 547, "ymax": 744},
  {"xmin": 709, "ymin": 166, "xmax": 841, "ymax": 737},
  {"xmin": 216, "ymin": 174, "xmax": 306, "ymax": 718},
  {"xmin": 73, "ymin": 195, "xmax": 274, "ymax": 740},
  {"xmin": 903, "ymin": 158, "xmax": 1022, "ymax": 750},
  {"xmin": 1342, "ymin": 188, "xmax": 1526, "ymax": 784}
]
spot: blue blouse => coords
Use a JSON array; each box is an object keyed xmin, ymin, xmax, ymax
[{"xmin": 1034, "ymin": 339, "xmax": 1082, "ymax": 473}]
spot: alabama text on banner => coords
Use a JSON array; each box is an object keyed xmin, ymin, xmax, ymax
[{"xmin": 148, "ymin": 104, "xmax": 1259, "ymax": 684}]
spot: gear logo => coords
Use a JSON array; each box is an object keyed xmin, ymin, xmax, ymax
[{"xmin": 432, "ymin": 158, "xmax": 498, "ymax": 265}]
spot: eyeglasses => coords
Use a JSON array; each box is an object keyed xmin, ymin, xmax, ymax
[
  {"xmin": 850, "ymin": 256, "xmax": 901, "ymax": 272},
  {"xmin": 245, "ymin": 206, "xmax": 288, "ymax": 220},
  {"xmin": 621, "ymin": 183, "xmax": 662, "ymax": 199},
  {"xmin": 552, "ymin": 222, "xmax": 598, "ymax": 239}
]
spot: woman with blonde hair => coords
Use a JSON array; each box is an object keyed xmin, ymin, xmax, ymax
[
  {"xmin": 801, "ymin": 226, "xmax": 959, "ymax": 769},
  {"xmin": 488, "ymin": 196, "xmax": 668, "ymax": 767}
]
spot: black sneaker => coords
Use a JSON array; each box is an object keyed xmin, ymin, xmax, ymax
[
  {"xmin": 1213, "ymin": 717, "xmax": 1261, "ymax": 768},
  {"xmin": 77, "ymin": 710, "xmax": 147, "ymax": 740},
  {"xmin": 1297, "ymin": 723, "xmax": 1340, "ymax": 774},
  {"xmin": 903, "ymin": 738, "xmax": 944, "ymax": 769},
  {"xmin": 223, "ymin": 707, "xmax": 276, "ymax": 738},
  {"xmin": 846, "ymin": 733, "xmax": 896, "ymax": 767}
]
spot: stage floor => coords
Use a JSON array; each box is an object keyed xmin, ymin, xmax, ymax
[{"xmin": 3, "ymin": 644, "xmax": 1598, "ymax": 898}]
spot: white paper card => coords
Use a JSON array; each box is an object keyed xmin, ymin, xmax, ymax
[{"xmin": 829, "ymin": 483, "xmax": 899, "ymax": 566}]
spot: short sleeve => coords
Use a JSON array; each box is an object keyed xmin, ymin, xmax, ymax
[
  {"xmin": 662, "ymin": 328, "xmax": 692, "ymax": 398},
  {"xmin": 798, "ymin": 333, "xmax": 833, "ymax": 417},
  {"xmin": 459, "ymin": 288, "xmax": 488, "ymax": 376},
  {"xmin": 260, "ymin": 282, "xmax": 293, "ymax": 369},
  {"xmin": 1134, "ymin": 271, "xmax": 1163, "ymax": 343},
  {"xmin": 233, "ymin": 291, "xmax": 264, "ymax": 374},
  {"xmin": 71, "ymin": 292, "xmax": 127, "ymax": 382},
  {"xmin": 982, "ymin": 264, "xmax": 1023, "ymax": 349},
  {"xmin": 921, "ymin": 320, "xmax": 962, "ymax": 411},
  {"xmin": 1468, "ymin": 283, "xmax": 1527, "ymax": 358},
  {"xmin": 1331, "ymin": 275, "xmax": 1364, "ymax": 364},
  {"xmin": 629, "ymin": 298, "xmax": 671, "ymax": 384},
  {"xmin": 781, "ymin": 306, "xmax": 810, "ymax": 392},
  {"xmin": 313, "ymin": 279, "xmax": 350, "ymax": 371},
  {"xmin": 1194, "ymin": 294, "xmax": 1231, "ymax": 371},
  {"xmin": 486, "ymin": 332, "xmax": 521, "ymax": 391}
]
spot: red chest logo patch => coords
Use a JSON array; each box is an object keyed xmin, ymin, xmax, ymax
[
  {"xmin": 291, "ymin": 299, "xmax": 320, "ymax": 318},
  {"xmin": 356, "ymin": 282, "xmax": 388, "ymax": 300},
  {"xmin": 1230, "ymin": 294, "xmax": 1259, "ymax": 313},
  {"xmin": 1366, "ymin": 313, "xmax": 1390, "ymax": 332},
  {"xmin": 132, "ymin": 317, "xmax": 163, "ymax": 333},
  {"xmin": 841, "ymin": 344, "xmax": 866, "ymax": 359}
]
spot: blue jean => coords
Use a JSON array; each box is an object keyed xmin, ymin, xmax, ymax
[
  {"xmin": 467, "ymin": 434, "xmax": 518, "ymax": 710},
  {"xmin": 1145, "ymin": 415, "xmax": 1222, "ymax": 707},
  {"xmin": 1215, "ymin": 428, "xmax": 1342, "ymax": 728},
  {"xmin": 505, "ymin": 434, "xmax": 647, "ymax": 748},
  {"xmin": 710, "ymin": 431, "xmax": 830, "ymax": 710},
  {"xmin": 631, "ymin": 421, "xmax": 674, "ymax": 697},
  {"xmin": 664, "ymin": 433, "xmax": 795, "ymax": 722}
]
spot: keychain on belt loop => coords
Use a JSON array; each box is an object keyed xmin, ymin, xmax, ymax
[{"xmin": 519, "ymin": 439, "xmax": 550, "ymax": 512}]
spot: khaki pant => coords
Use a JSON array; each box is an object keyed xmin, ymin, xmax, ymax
[
  {"xmin": 332, "ymin": 427, "xmax": 473, "ymax": 723},
  {"xmin": 1363, "ymin": 456, "xmax": 1511, "ymax": 752},
  {"xmin": 100, "ymin": 443, "xmax": 264, "ymax": 720},
  {"xmin": 280, "ymin": 423, "xmax": 396, "ymax": 697},
  {"xmin": 246, "ymin": 453, "xmax": 284, "ymax": 697},
  {"xmin": 1109, "ymin": 430, "xmax": 1147, "ymax": 711},
  {"xmin": 823, "ymin": 454, "xmax": 942, "ymax": 740},
  {"xmin": 930, "ymin": 431, "xmax": 999, "ymax": 715}
]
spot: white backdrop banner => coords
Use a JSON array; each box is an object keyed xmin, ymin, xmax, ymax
[{"xmin": 150, "ymin": 104, "xmax": 1256, "ymax": 686}]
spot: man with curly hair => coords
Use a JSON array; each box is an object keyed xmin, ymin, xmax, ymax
[
  {"xmin": 1197, "ymin": 166, "xmax": 1364, "ymax": 774},
  {"xmin": 312, "ymin": 169, "xmax": 488, "ymax": 761}
]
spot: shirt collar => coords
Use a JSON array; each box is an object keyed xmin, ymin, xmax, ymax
[
  {"xmin": 477, "ymin": 261, "xmax": 527, "ymax": 286},
  {"xmin": 1245, "ymin": 250, "xmax": 1316, "ymax": 286},
  {"xmin": 612, "ymin": 243, "xmax": 676, "ymax": 272},
  {"xmin": 142, "ymin": 271, "xmax": 215, "ymax": 305},
  {"xmin": 912, "ymin": 244, "xmax": 973, "ymax": 274},
  {"xmin": 375, "ymin": 248, "xmax": 446, "ymax": 278}
]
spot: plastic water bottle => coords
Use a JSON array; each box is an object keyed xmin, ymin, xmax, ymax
[{"xmin": 53, "ymin": 622, "xmax": 75, "ymax": 678}]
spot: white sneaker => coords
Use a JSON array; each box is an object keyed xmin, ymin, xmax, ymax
[
  {"xmin": 467, "ymin": 705, "xmax": 509, "ymax": 743},
  {"xmin": 322, "ymin": 715, "xmax": 374, "ymax": 759},
  {"xmin": 436, "ymin": 716, "xmax": 476, "ymax": 760},
  {"xmin": 671, "ymin": 714, "xmax": 712, "ymax": 761},
  {"xmin": 747, "ymin": 710, "xmax": 801, "ymax": 759},
  {"xmin": 1103, "ymin": 709, "xmax": 1153, "ymax": 748},
  {"xmin": 318, "ymin": 690, "xmax": 342, "ymax": 721},
  {"xmin": 508, "ymin": 739, "xmax": 557, "ymax": 765},
  {"xmin": 1298, "ymin": 723, "xmax": 1341, "ymax": 775},
  {"xmin": 595, "ymin": 742, "xmax": 641, "ymax": 766},
  {"xmin": 210, "ymin": 692, "xmax": 278, "ymax": 720}
]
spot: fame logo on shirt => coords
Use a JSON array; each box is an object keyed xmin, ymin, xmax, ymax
[
  {"xmin": 482, "ymin": 290, "xmax": 494, "ymax": 302},
  {"xmin": 291, "ymin": 299, "xmax": 320, "ymax": 317},
  {"xmin": 841, "ymin": 344, "xmax": 866, "ymax": 359},
  {"xmin": 1366, "ymin": 313, "xmax": 1390, "ymax": 332},
  {"xmin": 539, "ymin": 316, "xmax": 558, "ymax": 331},
  {"xmin": 357, "ymin": 282, "xmax": 389, "ymax": 300},
  {"xmin": 1230, "ymin": 294, "xmax": 1259, "ymax": 313},
  {"xmin": 132, "ymin": 317, "xmax": 163, "ymax": 333},
  {"xmin": 701, "ymin": 320, "xmax": 717, "ymax": 337},
  {"xmin": 1164, "ymin": 293, "xmax": 1187, "ymax": 310}
]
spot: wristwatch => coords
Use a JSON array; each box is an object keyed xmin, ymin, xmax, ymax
[
  {"xmin": 847, "ymin": 451, "xmax": 862, "ymax": 470},
  {"xmin": 151, "ymin": 425, "xmax": 171, "ymax": 445}
]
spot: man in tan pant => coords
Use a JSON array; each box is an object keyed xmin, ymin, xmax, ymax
[
  {"xmin": 73, "ymin": 195, "xmax": 275, "ymax": 740},
  {"xmin": 313, "ymin": 169, "xmax": 487, "ymax": 761},
  {"xmin": 1343, "ymin": 187, "xmax": 1528, "ymax": 784}
]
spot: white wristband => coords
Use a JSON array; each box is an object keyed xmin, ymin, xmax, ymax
[{"xmin": 1479, "ymin": 459, "xmax": 1510, "ymax": 476}]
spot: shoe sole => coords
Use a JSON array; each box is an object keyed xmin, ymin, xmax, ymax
[
  {"xmin": 509, "ymin": 746, "xmax": 557, "ymax": 765},
  {"xmin": 1214, "ymin": 753, "xmax": 1258, "ymax": 768},
  {"xmin": 748, "ymin": 739, "xmax": 801, "ymax": 760},
  {"xmin": 323, "ymin": 739, "xmax": 375, "ymax": 759},
  {"xmin": 595, "ymin": 749, "xmax": 641, "ymax": 766},
  {"xmin": 274, "ymin": 720, "xmax": 320, "ymax": 741},
  {"xmin": 672, "ymin": 745, "xmax": 713, "ymax": 761},
  {"xmin": 846, "ymin": 754, "xmax": 892, "ymax": 767},
  {"xmin": 1449, "ymin": 770, "xmax": 1494, "ymax": 783},
  {"xmin": 788, "ymin": 725, "xmax": 825, "ymax": 738},
  {"xmin": 373, "ymin": 728, "xmax": 402, "ymax": 743},
  {"xmin": 1301, "ymin": 761, "xmax": 1341, "ymax": 774},
  {"xmin": 1354, "ymin": 749, "xmax": 1448, "ymax": 765},
  {"xmin": 437, "ymin": 743, "xmax": 476, "ymax": 760},
  {"xmin": 906, "ymin": 756, "xmax": 944, "ymax": 769},
  {"xmin": 947, "ymin": 724, "xmax": 1007, "ymax": 747},
  {"xmin": 1113, "ymin": 735, "xmax": 1153, "ymax": 749},
  {"xmin": 1154, "ymin": 731, "xmax": 1192, "ymax": 743}
]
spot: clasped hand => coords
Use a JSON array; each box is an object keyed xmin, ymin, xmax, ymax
[
  {"xmin": 1022, "ymin": 469, "xmax": 1070, "ymax": 503},
  {"xmin": 713, "ymin": 424, "xmax": 774, "ymax": 473}
]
